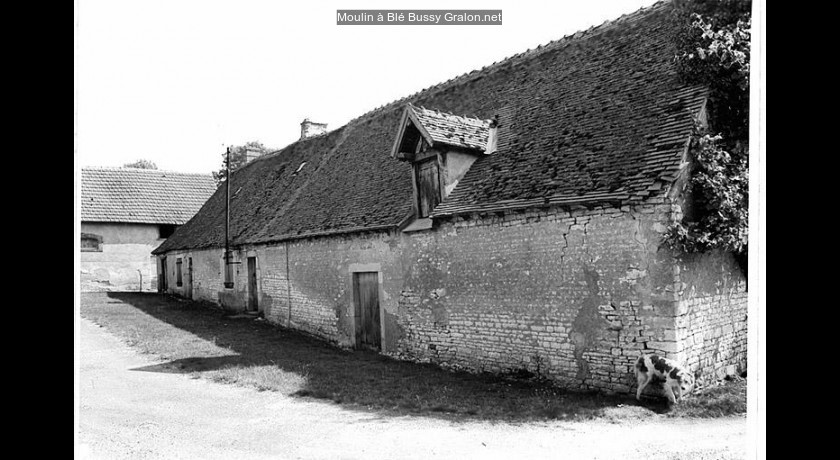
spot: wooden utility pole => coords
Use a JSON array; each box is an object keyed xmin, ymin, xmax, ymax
[{"xmin": 224, "ymin": 146, "xmax": 233, "ymax": 288}]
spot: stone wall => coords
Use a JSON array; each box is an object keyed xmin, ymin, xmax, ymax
[
  {"xmin": 675, "ymin": 250, "xmax": 748, "ymax": 386},
  {"xmin": 392, "ymin": 201, "xmax": 680, "ymax": 393},
  {"xmin": 160, "ymin": 248, "xmax": 244, "ymax": 306},
  {"xmin": 159, "ymin": 249, "xmax": 229, "ymax": 303},
  {"xmin": 256, "ymin": 234, "xmax": 404, "ymax": 348},
  {"xmin": 159, "ymin": 198, "xmax": 747, "ymax": 394}
]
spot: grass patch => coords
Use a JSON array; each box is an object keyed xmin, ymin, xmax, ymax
[
  {"xmin": 81, "ymin": 292, "xmax": 744, "ymax": 421},
  {"xmin": 669, "ymin": 377, "xmax": 747, "ymax": 418}
]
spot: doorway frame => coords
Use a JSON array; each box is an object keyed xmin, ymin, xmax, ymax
[
  {"xmin": 348, "ymin": 263, "xmax": 385, "ymax": 352},
  {"xmin": 246, "ymin": 250, "xmax": 261, "ymax": 313},
  {"xmin": 159, "ymin": 256, "xmax": 168, "ymax": 292}
]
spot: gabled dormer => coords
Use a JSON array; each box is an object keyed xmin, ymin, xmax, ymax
[{"xmin": 392, "ymin": 104, "xmax": 496, "ymax": 226}]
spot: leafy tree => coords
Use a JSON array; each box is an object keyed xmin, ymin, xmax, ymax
[
  {"xmin": 663, "ymin": 125, "xmax": 748, "ymax": 254},
  {"xmin": 123, "ymin": 159, "xmax": 158, "ymax": 169},
  {"xmin": 213, "ymin": 141, "xmax": 272, "ymax": 185},
  {"xmin": 664, "ymin": 0, "xmax": 751, "ymax": 262}
]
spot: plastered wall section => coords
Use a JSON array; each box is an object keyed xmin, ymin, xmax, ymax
[
  {"xmin": 159, "ymin": 248, "xmax": 236, "ymax": 306},
  {"xmin": 163, "ymin": 237, "xmax": 402, "ymax": 351},
  {"xmin": 81, "ymin": 222, "xmax": 161, "ymax": 291},
  {"xmin": 257, "ymin": 237, "xmax": 403, "ymax": 347}
]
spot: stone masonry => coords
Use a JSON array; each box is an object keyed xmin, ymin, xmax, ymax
[
  {"xmin": 159, "ymin": 196, "xmax": 747, "ymax": 394},
  {"xmin": 391, "ymin": 199, "xmax": 681, "ymax": 393},
  {"xmin": 675, "ymin": 250, "xmax": 748, "ymax": 386}
]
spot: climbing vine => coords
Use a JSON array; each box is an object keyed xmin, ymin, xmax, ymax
[
  {"xmin": 664, "ymin": 0, "xmax": 751, "ymax": 260},
  {"xmin": 663, "ymin": 125, "xmax": 748, "ymax": 254}
]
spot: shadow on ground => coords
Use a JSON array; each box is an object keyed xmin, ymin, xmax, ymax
[{"xmin": 82, "ymin": 292, "xmax": 674, "ymax": 422}]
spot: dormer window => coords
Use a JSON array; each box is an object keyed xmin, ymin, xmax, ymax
[
  {"xmin": 391, "ymin": 104, "xmax": 495, "ymax": 223},
  {"xmin": 397, "ymin": 121, "xmax": 425, "ymax": 157}
]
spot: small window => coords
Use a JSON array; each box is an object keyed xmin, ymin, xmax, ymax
[
  {"xmin": 159, "ymin": 224, "xmax": 177, "ymax": 238},
  {"xmin": 81, "ymin": 233, "xmax": 103, "ymax": 252},
  {"xmin": 398, "ymin": 122, "xmax": 424, "ymax": 157},
  {"xmin": 176, "ymin": 258, "xmax": 183, "ymax": 287}
]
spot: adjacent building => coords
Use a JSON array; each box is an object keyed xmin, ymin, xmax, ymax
[
  {"xmin": 81, "ymin": 167, "xmax": 216, "ymax": 291},
  {"xmin": 153, "ymin": 2, "xmax": 747, "ymax": 394}
]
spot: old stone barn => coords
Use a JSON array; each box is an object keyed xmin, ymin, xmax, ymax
[
  {"xmin": 81, "ymin": 167, "xmax": 216, "ymax": 291},
  {"xmin": 154, "ymin": 3, "xmax": 747, "ymax": 393}
]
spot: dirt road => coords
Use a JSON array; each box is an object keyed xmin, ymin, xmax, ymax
[{"xmin": 77, "ymin": 318, "xmax": 746, "ymax": 459}]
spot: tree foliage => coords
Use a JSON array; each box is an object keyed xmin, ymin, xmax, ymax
[
  {"xmin": 212, "ymin": 141, "xmax": 271, "ymax": 186},
  {"xmin": 673, "ymin": 0, "xmax": 751, "ymax": 143},
  {"xmin": 123, "ymin": 159, "xmax": 158, "ymax": 169},
  {"xmin": 663, "ymin": 125, "xmax": 748, "ymax": 254},
  {"xmin": 664, "ymin": 0, "xmax": 751, "ymax": 257}
]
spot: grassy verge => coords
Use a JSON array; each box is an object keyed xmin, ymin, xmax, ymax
[
  {"xmin": 81, "ymin": 292, "xmax": 745, "ymax": 421},
  {"xmin": 669, "ymin": 376, "xmax": 747, "ymax": 418}
]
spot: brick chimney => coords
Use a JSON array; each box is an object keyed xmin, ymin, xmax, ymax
[
  {"xmin": 244, "ymin": 145, "xmax": 263, "ymax": 163},
  {"xmin": 486, "ymin": 116, "xmax": 499, "ymax": 154},
  {"xmin": 300, "ymin": 118, "xmax": 328, "ymax": 140}
]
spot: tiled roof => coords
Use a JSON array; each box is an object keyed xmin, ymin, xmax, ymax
[
  {"xmin": 432, "ymin": 83, "xmax": 706, "ymax": 216},
  {"xmin": 155, "ymin": 1, "xmax": 706, "ymax": 254},
  {"xmin": 81, "ymin": 167, "xmax": 217, "ymax": 224},
  {"xmin": 408, "ymin": 104, "xmax": 491, "ymax": 151}
]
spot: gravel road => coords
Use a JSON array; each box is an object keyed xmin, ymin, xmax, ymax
[{"xmin": 77, "ymin": 318, "xmax": 747, "ymax": 459}]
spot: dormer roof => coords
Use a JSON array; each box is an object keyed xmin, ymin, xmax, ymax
[{"xmin": 392, "ymin": 104, "xmax": 491, "ymax": 160}]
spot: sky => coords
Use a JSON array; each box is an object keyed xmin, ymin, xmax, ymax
[{"xmin": 75, "ymin": 0, "xmax": 661, "ymax": 174}]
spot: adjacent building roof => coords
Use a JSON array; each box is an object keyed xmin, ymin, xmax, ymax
[
  {"xmin": 155, "ymin": 1, "xmax": 706, "ymax": 254},
  {"xmin": 82, "ymin": 167, "xmax": 217, "ymax": 225}
]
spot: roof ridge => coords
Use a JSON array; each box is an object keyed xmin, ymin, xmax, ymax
[
  {"xmin": 410, "ymin": 104, "xmax": 491, "ymax": 124},
  {"xmin": 341, "ymin": 1, "xmax": 671, "ymax": 128},
  {"xmin": 81, "ymin": 165, "xmax": 213, "ymax": 177}
]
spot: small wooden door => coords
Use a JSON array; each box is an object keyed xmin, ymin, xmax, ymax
[
  {"xmin": 416, "ymin": 158, "xmax": 441, "ymax": 218},
  {"xmin": 186, "ymin": 257, "xmax": 193, "ymax": 299},
  {"xmin": 353, "ymin": 272, "xmax": 381, "ymax": 350},
  {"xmin": 247, "ymin": 256, "xmax": 258, "ymax": 311},
  {"xmin": 159, "ymin": 257, "xmax": 168, "ymax": 292}
]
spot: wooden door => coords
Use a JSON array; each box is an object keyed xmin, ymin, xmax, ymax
[
  {"xmin": 353, "ymin": 272, "xmax": 381, "ymax": 350},
  {"xmin": 247, "ymin": 256, "xmax": 258, "ymax": 311},
  {"xmin": 159, "ymin": 257, "xmax": 167, "ymax": 292},
  {"xmin": 416, "ymin": 159, "xmax": 441, "ymax": 218}
]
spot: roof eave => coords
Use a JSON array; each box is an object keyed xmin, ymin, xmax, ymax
[{"xmin": 431, "ymin": 192, "xmax": 632, "ymax": 219}]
